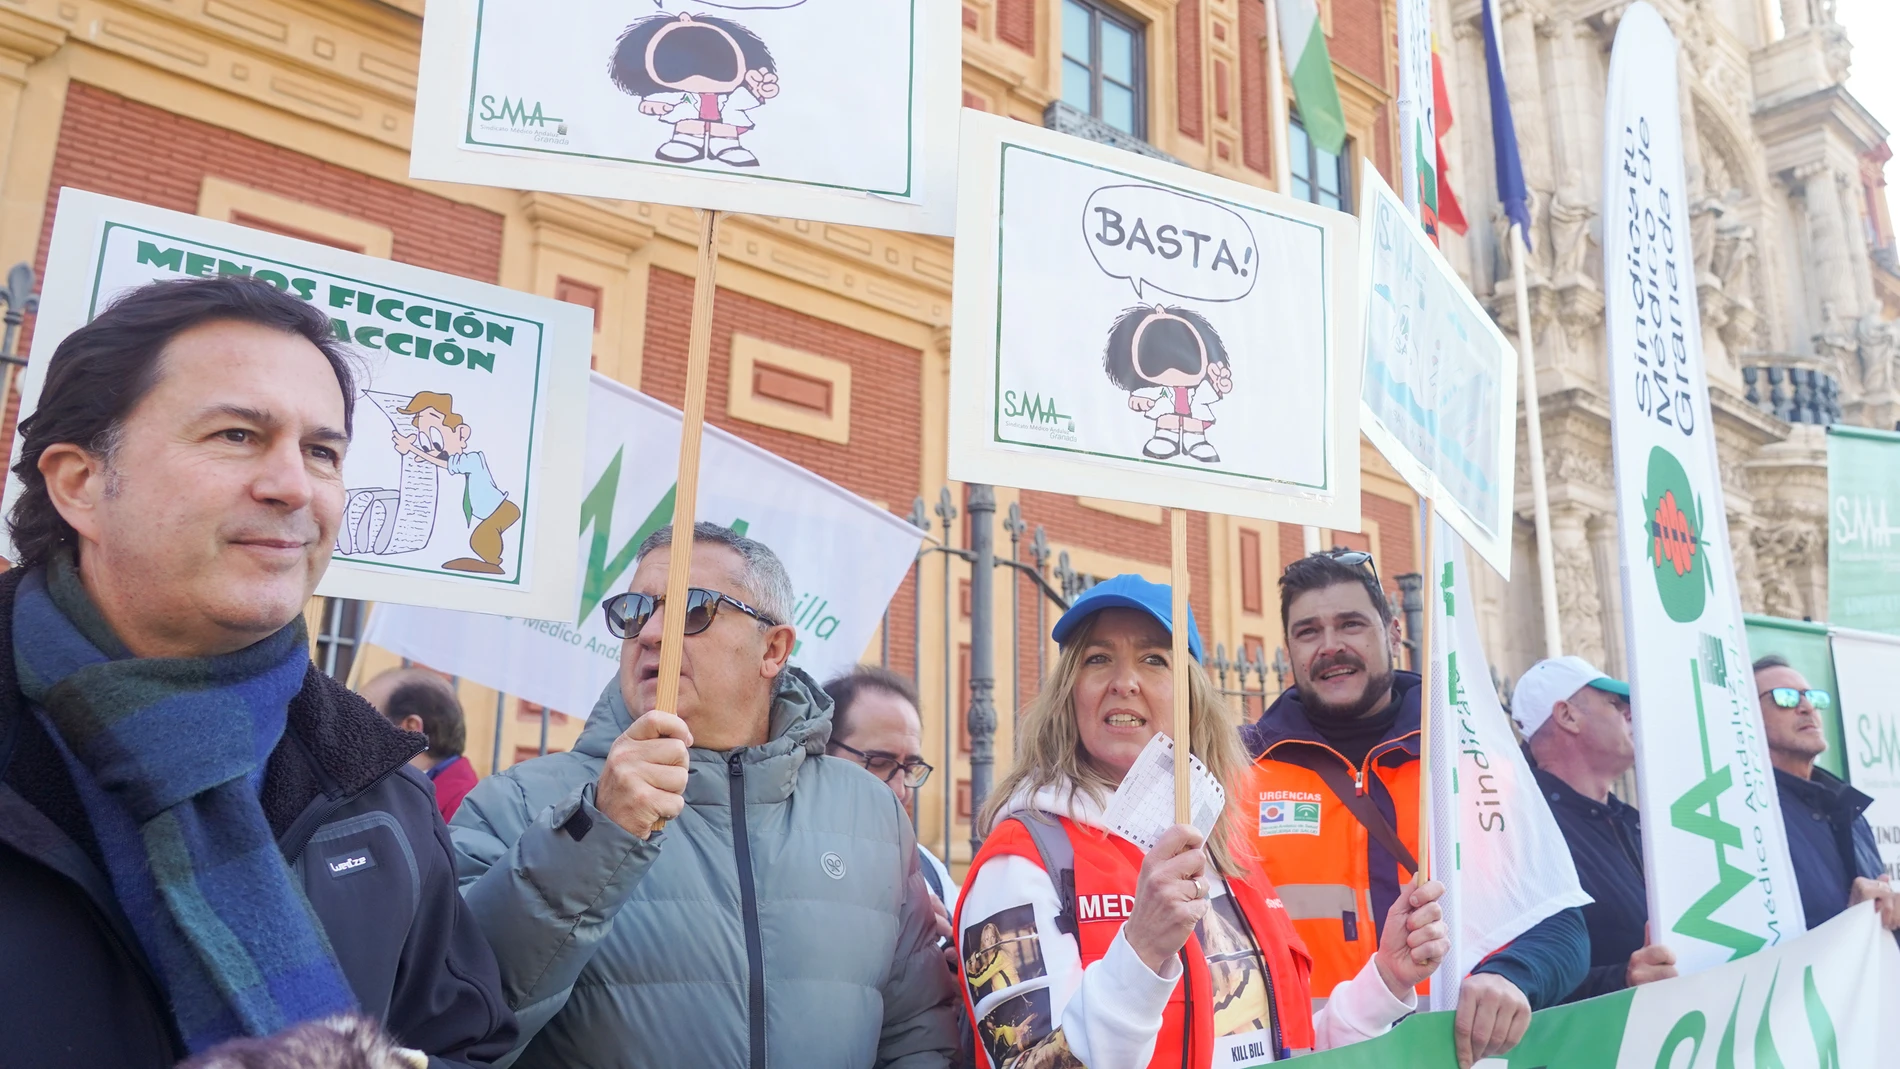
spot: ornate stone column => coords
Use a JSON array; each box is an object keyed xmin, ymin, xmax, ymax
[
  {"xmin": 1585, "ymin": 512, "xmax": 1628, "ymax": 679},
  {"xmin": 1549, "ymin": 504, "xmax": 1608, "ymax": 667}
]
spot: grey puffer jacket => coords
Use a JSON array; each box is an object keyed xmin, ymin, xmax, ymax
[{"xmin": 450, "ymin": 668, "xmax": 959, "ymax": 1069}]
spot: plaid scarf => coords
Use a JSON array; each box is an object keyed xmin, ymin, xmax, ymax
[{"xmin": 13, "ymin": 551, "xmax": 356, "ymax": 1052}]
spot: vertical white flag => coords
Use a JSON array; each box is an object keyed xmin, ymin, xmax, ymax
[
  {"xmin": 1426, "ymin": 517, "xmax": 1590, "ymax": 1010},
  {"xmin": 1602, "ymin": 2, "xmax": 1803, "ymax": 975}
]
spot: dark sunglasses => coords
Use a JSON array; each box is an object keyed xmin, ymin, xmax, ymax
[
  {"xmin": 1760, "ymin": 687, "xmax": 1832, "ymax": 711},
  {"xmin": 1321, "ymin": 548, "xmax": 1381, "ymax": 586},
  {"xmin": 831, "ymin": 740, "xmax": 934, "ymax": 789},
  {"xmin": 601, "ymin": 587, "xmax": 778, "ymax": 640}
]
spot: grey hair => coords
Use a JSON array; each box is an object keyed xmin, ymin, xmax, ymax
[
  {"xmin": 636, "ymin": 521, "xmax": 795, "ymax": 627},
  {"xmin": 1752, "ymin": 654, "xmax": 1791, "ymax": 673}
]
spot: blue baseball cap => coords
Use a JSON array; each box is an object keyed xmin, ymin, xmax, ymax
[{"xmin": 1051, "ymin": 573, "xmax": 1205, "ymax": 663}]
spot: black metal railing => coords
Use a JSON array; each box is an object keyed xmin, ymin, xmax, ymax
[
  {"xmin": 1043, "ymin": 100, "xmax": 1181, "ymax": 164},
  {"xmin": 1743, "ymin": 363, "xmax": 1841, "ymax": 425}
]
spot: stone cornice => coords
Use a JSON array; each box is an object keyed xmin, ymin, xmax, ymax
[
  {"xmin": 1753, "ymin": 84, "xmax": 1889, "ymax": 166},
  {"xmin": 0, "ymin": 8, "xmax": 67, "ymax": 81}
]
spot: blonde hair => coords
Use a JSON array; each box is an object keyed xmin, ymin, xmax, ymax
[{"xmin": 979, "ymin": 614, "xmax": 1254, "ymax": 875}]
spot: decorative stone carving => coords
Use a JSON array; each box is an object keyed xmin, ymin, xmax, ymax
[
  {"xmin": 1549, "ymin": 170, "xmax": 1594, "ymax": 288},
  {"xmin": 1551, "ymin": 517, "xmax": 1607, "ymax": 666},
  {"xmin": 1753, "ymin": 518, "xmax": 1824, "ymax": 621},
  {"xmin": 1729, "ymin": 515, "xmax": 1765, "ymax": 614},
  {"xmin": 1854, "ymin": 313, "xmax": 1896, "ymax": 396},
  {"xmin": 1546, "ymin": 446, "xmax": 1614, "ymax": 492}
]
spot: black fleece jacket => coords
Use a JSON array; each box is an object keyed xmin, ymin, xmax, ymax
[{"xmin": 0, "ymin": 567, "xmax": 516, "ymax": 1068}]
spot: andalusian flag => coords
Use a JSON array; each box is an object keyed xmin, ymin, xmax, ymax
[{"xmin": 1276, "ymin": 0, "xmax": 1346, "ymax": 156}]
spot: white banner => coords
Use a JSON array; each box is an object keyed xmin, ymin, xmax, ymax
[
  {"xmin": 410, "ymin": 0, "xmax": 960, "ymax": 235},
  {"xmin": 2, "ymin": 190, "xmax": 592, "ymax": 619},
  {"xmin": 1426, "ymin": 517, "xmax": 1589, "ymax": 1011},
  {"xmin": 1602, "ymin": 2, "xmax": 1803, "ymax": 975},
  {"xmin": 1832, "ymin": 627, "xmax": 1900, "ymax": 882},
  {"xmin": 1395, "ymin": 0, "xmax": 1432, "ymax": 221},
  {"xmin": 1357, "ymin": 163, "xmax": 1518, "ymax": 576},
  {"xmin": 946, "ymin": 110, "xmax": 1362, "ymax": 528},
  {"xmin": 363, "ymin": 373, "xmax": 923, "ymax": 715}
]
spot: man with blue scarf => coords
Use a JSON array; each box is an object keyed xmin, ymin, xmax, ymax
[{"xmin": 0, "ymin": 276, "xmax": 515, "ymax": 1066}]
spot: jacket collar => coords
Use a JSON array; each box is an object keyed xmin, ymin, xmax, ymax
[
  {"xmin": 571, "ymin": 666, "xmax": 835, "ymax": 806},
  {"xmin": 1775, "ymin": 765, "xmax": 1874, "ymax": 823},
  {"xmin": 1530, "ymin": 764, "xmax": 1636, "ymax": 823},
  {"xmin": 1241, "ymin": 669, "xmax": 1422, "ymax": 764}
]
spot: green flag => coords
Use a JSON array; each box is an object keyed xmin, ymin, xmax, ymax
[
  {"xmin": 1827, "ymin": 425, "xmax": 1900, "ymax": 635},
  {"xmin": 1276, "ymin": 0, "xmax": 1347, "ymax": 156}
]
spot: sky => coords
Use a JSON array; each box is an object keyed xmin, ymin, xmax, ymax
[{"xmin": 1836, "ymin": 0, "xmax": 1900, "ymax": 223}]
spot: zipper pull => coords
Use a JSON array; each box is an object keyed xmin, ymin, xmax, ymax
[
  {"xmin": 728, "ymin": 753, "xmax": 745, "ymax": 778},
  {"xmin": 1354, "ymin": 769, "xmax": 1366, "ymax": 794}
]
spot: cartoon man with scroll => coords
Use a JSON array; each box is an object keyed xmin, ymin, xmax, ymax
[
  {"xmin": 610, "ymin": 12, "xmax": 780, "ymax": 167},
  {"xmin": 1102, "ymin": 304, "xmax": 1233, "ymax": 463},
  {"xmin": 391, "ymin": 391, "xmax": 520, "ymax": 576}
]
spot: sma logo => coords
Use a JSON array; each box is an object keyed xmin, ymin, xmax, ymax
[
  {"xmin": 479, "ymin": 96, "xmax": 565, "ymax": 129},
  {"xmin": 1003, "ymin": 390, "xmax": 1074, "ymax": 432}
]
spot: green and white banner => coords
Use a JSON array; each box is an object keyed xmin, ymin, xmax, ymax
[
  {"xmin": 1832, "ymin": 627, "xmax": 1900, "ymax": 882},
  {"xmin": 1425, "ymin": 517, "xmax": 1589, "ymax": 1011},
  {"xmin": 363, "ymin": 373, "xmax": 923, "ymax": 715},
  {"xmin": 1827, "ymin": 425, "xmax": 1900, "ymax": 636},
  {"xmin": 1296, "ymin": 902, "xmax": 1900, "ymax": 1068},
  {"xmin": 1601, "ymin": 3, "xmax": 1802, "ymax": 976}
]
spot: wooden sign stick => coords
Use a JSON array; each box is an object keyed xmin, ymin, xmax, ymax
[
  {"xmin": 1413, "ymin": 495, "xmax": 1437, "ymax": 882},
  {"xmin": 1170, "ymin": 507, "xmax": 1192, "ymax": 825},
  {"xmin": 651, "ymin": 209, "xmax": 722, "ymax": 831}
]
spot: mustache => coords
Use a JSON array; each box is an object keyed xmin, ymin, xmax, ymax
[{"xmin": 1310, "ymin": 650, "xmax": 1368, "ymax": 676}]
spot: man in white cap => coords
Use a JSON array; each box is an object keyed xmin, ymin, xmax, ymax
[{"xmin": 1515, "ymin": 656, "xmax": 1678, "ymax": 1003}]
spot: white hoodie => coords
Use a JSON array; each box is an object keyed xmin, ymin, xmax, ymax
[{"xmin": 958, "ymin": 784, "xmax": 1415, "ymax": 1068}]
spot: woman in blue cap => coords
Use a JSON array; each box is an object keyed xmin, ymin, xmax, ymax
[{"xmin": 954, "ymin": 574, "xmax": 1447, "ymax": 1068}]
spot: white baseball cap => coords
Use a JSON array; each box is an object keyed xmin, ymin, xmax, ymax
[{"xmin": 1511, "ymin": 656, "xmax": 1630, "ymax": 736}]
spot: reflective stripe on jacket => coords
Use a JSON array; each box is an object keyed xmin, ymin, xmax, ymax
[
  {"xmin": 1240, "ymin": 673, "xmax": 1422, "ymax": 1004},
  {"xmin": 957, "ymin": 814, "xmax": 1319, "ymax": 1067}
]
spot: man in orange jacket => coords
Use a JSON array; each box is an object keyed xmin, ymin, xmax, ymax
[{"xmin": 1241, "ymin": 551, "xmax": 1588, "ymax": 1069}]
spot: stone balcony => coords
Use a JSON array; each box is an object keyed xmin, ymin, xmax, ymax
[
  {"xmin": 1041, "ymin": 100, "xmax": 1181, "ymax": 164},
  {"xmin": 1742, "ymin": 361, "xmax": 1842, "ymax": 426}
]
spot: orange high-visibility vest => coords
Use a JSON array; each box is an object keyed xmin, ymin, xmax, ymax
[
  {"xmin": 1241, "ymin": 673, "xmax": 1422, "ymax": 1006},
  {"xmin": 957, "ymin": 815, "xmax": 1318, "ymax": 1069}
]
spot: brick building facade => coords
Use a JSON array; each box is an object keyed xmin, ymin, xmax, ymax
[{"xmin": 0, "ymin": 0, "xmax": 1422, "ymax": 867}]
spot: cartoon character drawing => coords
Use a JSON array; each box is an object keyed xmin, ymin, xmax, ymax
[
  {"xmin": 610, "ymin": 12, "xmax": 780, "ymax": 168},
  {"xmin": 1102, "ymin": 304, "xmax": 1233, "ymax": 463},
  {"xmin": 390, "ymin": 391, "xmax": 521, "ymax": 576}
]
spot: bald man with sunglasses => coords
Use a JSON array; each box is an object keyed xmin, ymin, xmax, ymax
[
  {"xmin": 450, "ymin": 522, "xmax": 959, "ymax": 1068},
  {"xmin": 1755, "ymin": 656, "xmax": 1900, "ymax": 935}
]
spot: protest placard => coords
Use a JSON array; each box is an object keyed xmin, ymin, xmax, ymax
[
  {"xmin": 1357, "ymin": 161, "xmax": 1518, "ymax": 576},
  {"xmin": 1603, "ymin": 2, "xmax": 1803, "ymax": 976},
  {"xmin": 947, "ymin": 110, "xmax": 1362, "ymax": 528},
  {"xmin": 363, "ymin": 373, "xmax": 923, "ymax": 716},
  {"xmin": 0, "ymin": 189, "xmax": 592, "ymax": 620},
  {"xmin": 948, "ymin": 110, "xmax": 1361, "ymax": 814},
  {"xmin": 411, "ymin": 0, "xmax": 960, "ymax": 235}
]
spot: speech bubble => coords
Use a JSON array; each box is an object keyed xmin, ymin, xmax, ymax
[
  {"xmin": 1082, "ymin": 184, "xmax": 1258, "ymax": 303},
  {"xmin": 653, "ymin": 0, "xmax": 807, "ymax": 9}
]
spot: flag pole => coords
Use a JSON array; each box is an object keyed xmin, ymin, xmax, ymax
[
  {"xmin": 1170, "ymin": 508, "xmax": 1192, "ymax": 823},
  {"xmin": 650, "ymin": 208, "xmax": 723, "ymax": 830},
  {"xmin": 1267, "ymin": 0, "xmax": 1323, "ymax": 556},
  {"xmin": 1510, "ymin": 226, "xmax": 1562, "ymax": 658},
  {"xmin": 1414, "ymin": 495, "xmax": 1435, "ymax": 880}
]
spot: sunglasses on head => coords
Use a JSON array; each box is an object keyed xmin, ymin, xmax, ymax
[
  {"xmin": 601, "ymin": 587, "xmax": 777, "ymax": 640},
  {"xmin": 1760, "ymin": 687, "xmax": 1832, "ymax": 711},
  {"xmin": 1320, "ymin": 548, "xmax": 1380, "ymax": 586}
]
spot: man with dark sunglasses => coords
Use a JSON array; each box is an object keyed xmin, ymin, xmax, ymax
[
  {"xmin": 450, "ymin": 521, "xmax": 960, "ymax": 1068},
  {"xmin": 1755, "ymin": 655, "xmax": 1899, "ymax": 934}
]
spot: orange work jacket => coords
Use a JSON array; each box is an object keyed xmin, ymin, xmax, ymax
[
  {"xmin": 1239, "ymin": 672, "xmax": 1422, "ymax": 1007},
  {"xmin": 958, "ymin": 814, "xmax": 1319, "ymax": 1068}
]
